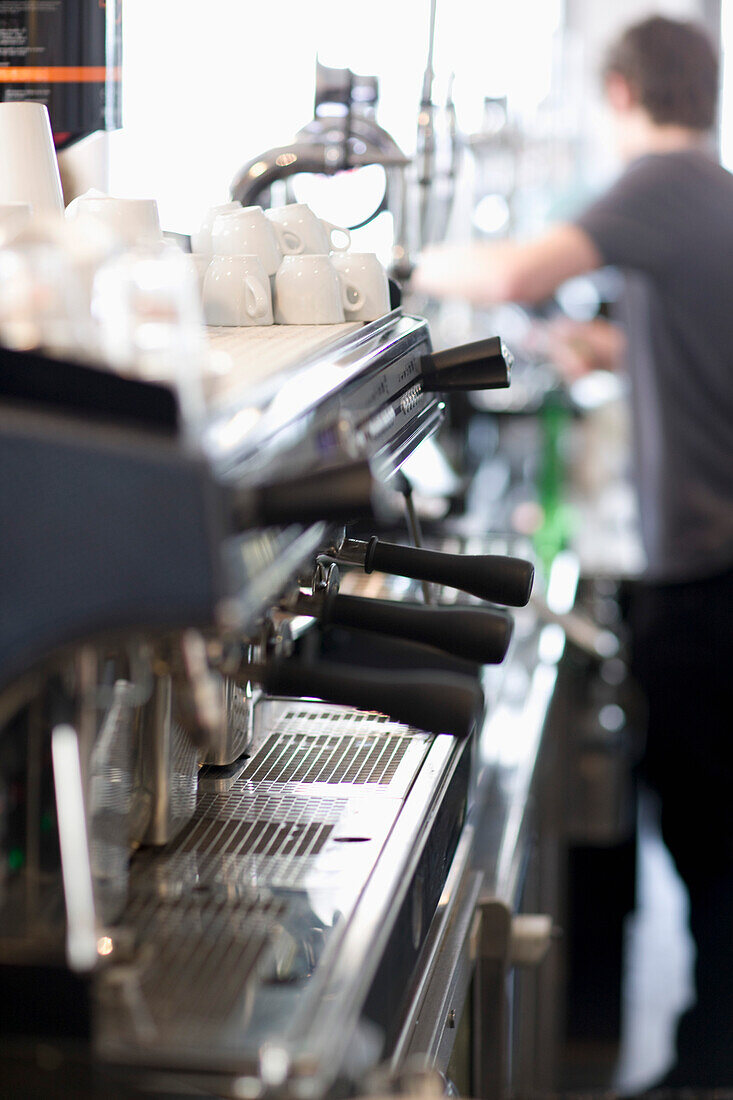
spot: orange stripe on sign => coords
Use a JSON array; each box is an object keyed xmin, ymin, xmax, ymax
[{"xmin": 0, "ymin": 66, "xmax": 121, "ymax": 83}]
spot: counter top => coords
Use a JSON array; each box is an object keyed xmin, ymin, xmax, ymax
[{"xmin": 205, "ymin": 322, "xmax": 362, "ymax": 403}]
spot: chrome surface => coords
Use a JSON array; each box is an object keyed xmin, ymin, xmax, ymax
[
  {"xmin": 220, "ymin": 524, "xmax": 330, "ymax": 638},
  {"xmin": 203, "ymin": 675, "xmax": 254, "ymax": 767},
  {"xmin": 332, "ymin": 538, "xmax": 569, "ymax": 910},
  {"xmin": 98, "ymin": 700, "xmax": 441, "ymax": 1084},
  {"xmin": 476, "ymin": 655, "xmax": 558, "ymax": 908},
  {"xmin": 391, "ymin": 824, "xmax": 482, "ymax": 1070},
  {"xmin": 88, "ymin": 679, "xmax": 136, "ymax": 923},
  {"xmin": 279, "ymin": 727, "xmax": 463, "ymax": 1096},
  {"xmin": 329, "ymin": 535, "xmax": 370, "ymax": 568},
  {"xmin": 0, "ymin": 299, "xmax": 563, "ymax": 1100},
  {"xmin": 337, "ymin": 538, "xmax": 572, "ymax": 1099},
  {"xmin": 204, "ymin": 312, "xmax": 438, "ymax": 483},
  {"xmin": 230, "ymin": 114, "xmax": 410, "ymax": 209},
  {"xmin": 399, "ymin": 475, "xmax": 433, "ymax": 604},
  {"xmin": 204, "ymin": 312, "xmax": 443, "ymax": 639},
  {"xmin": 129, "ymin": 675, "xmax": 202, "ymax": 848}
]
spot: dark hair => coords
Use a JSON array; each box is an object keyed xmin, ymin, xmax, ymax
[{"xmin": 604, "ymin": 15, "xmax": 718, "ymax": 130}]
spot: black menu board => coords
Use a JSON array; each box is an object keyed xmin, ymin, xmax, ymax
[{"xmin": 0, "ymin": 0, "xmax": 122, "ymax": 144}]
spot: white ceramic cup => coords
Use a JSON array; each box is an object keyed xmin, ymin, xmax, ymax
[
  {"xmin": 274, "ymin": 254, "xmax": 352, "ymax": 324},
  {"xmin": 266, "ymin": 203, "xmax": 351, "ymax": 256},
  {"xmin": 65, "ymin": 193, "xmax": 162, "ymax": 246},
  {"xmin": 0, "ymin": 103, "xmax": 64, "ymax": 213},
  {"xmin": 203, "ymin": 254, "xmax": 273, "ymax": 326},
  {"xmin": 190, "ymin": 253, "xmax": 211, "ymax": 298},
  {"xmin": 330, "ymin": 253, "xmax": 390, "ymax": 322},
  {"xmin": 210, "ymin": 206, "xmax": 282, "ymax": 276},
  {"xmin": 191, "ymin": 201, "xmax": 240, "ymax": 256}
]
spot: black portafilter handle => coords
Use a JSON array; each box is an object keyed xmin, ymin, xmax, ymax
[
  {"xmin": 361, "ymin": 538, "xmax": 534, "ymax": 608},
  {"xmin": 257, "ymin": 661, "xmax": 483, "ymax": 740},
  {"xmin": 320, "ymin": 592, "xmax": 513, "ymax": 664},
  {"xmin": 228, "ymin": 460, "xmax": 377, "ymax": 530},
  {"xmin": 420, "ymin": 336, "xmax": 513, "ymax": 392}
]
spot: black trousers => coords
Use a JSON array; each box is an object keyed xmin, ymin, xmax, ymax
[{"xmin": 629, "ymin": 565, "xmax": 733, "ymax": 1085}]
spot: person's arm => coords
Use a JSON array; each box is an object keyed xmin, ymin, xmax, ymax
[
  {"xmin": 411, "ymin": 223, "xmax": 603, "ymax": 305},
  {"xmin": 541, "ymin": 316, "xmax": 626, "ymax": 380}
]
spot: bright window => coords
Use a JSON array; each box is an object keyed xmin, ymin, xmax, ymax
[{"xmin": 109, "ymin": 1, "xmax": 564, "ymax": 234}]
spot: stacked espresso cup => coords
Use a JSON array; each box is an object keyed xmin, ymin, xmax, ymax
[{"xmin": 193, "ymin": 201, "xmax": 391, "ymax": 327}]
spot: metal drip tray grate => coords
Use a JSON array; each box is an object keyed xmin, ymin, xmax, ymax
[
  {"xmin": 242, "ymin": 729, "xmax": 409, "ymax": 786},
  {"xmin": 100, "ymin": 703, "xmax": 434, "ymax": 1065},
  {"xmin": 180, "ymin": 815, "xmax": 334, "ymax": 859},
  {"xmin": 102, "ymin": 890, "xmax": 287, "ymax": 1049},
  {"xmin": 242, "ymin": 706, "xmax": 429, "ymax": 794},
  {"xmin": 129, "ymin": 786, "xmax": 348, "ymax": 895}
]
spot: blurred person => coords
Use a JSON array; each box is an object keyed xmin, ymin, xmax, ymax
[
  {"xmin": 536, "ymin": 314, "xmax": 626, "ymax": 379},
  {"xmin": 413, "ymin": 15, "xmax": 733, "ymax": 1088}
]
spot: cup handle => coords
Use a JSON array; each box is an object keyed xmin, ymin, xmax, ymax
[
  {"xmin": 244, "ymin": 275, "xmax": 270, "ymax": 319},
  {"xmin": 323, "ymin": 220, "xmax": 351, "ymax": 252},
  {"xmin": 273, "ymin": 224, "xmax": 304, "ymax": 255},
  {"xmin": 340, "ymin": 277, "xmax": 365, "ymax": 316}
]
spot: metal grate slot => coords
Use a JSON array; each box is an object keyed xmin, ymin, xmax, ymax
[
  {"xmin": 179, "ymin": 817, "xmax": 333, "ymax": 859},
  {"xmin": 114, "ymin": 892, "xmax": 287, "ymax": 1039},
  {"xmin": 126, "ymin": 784, "xmax": 349, "ymax": 900},
  {"xmin": 242, "ymin": 731, "xmax": 410, "ymax": 786}
]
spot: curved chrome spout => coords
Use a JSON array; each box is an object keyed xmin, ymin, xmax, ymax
[
  {"xmin": 230, "ymin": 117, "xmax": 410, "ymax": 209},
  {"xmin": 231, "ymin": 143, "xmax": 337, "ymax": 207}
]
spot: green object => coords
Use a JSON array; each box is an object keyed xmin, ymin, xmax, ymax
[
  {"xmin": 8, "ymin": 847, "xmax": 24, "ymax": 871},
  {"xmin": 534, "ymin": 395, "xmax": 573, "ymax": 571}
]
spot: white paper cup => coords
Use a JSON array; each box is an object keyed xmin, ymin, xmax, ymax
[{"xmin": 0, "ymin": 103, "xmax": 64, "ymax": 213}]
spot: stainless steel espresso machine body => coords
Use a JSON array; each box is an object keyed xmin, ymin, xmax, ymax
[{"xmin": 0, "ymin": 312, "xmax": 534, "ymax": 1098}]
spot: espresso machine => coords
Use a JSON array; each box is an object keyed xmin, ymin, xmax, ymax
[{"xmin": 0, "ymin": 308, "xmax": 544, "ymax": 1097}]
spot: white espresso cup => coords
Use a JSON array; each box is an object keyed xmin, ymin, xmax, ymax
[
  {"xmin": 274, "ymin": 254, "xmax": 352, "ymax": 324},
  {"xmin": 266, "ymin": 203, "xmax": 351, "ymax": 256},
  {"xmin": 0, "ymin": 103, "xmax": 63, "ymax": 213},
  {"xmin": 190, "ymin": 253, "xmax": 211, "ymax": 298},
  {"xmin": 210, "ymin": 206, "xmax": 282, "ymax": 276},
  {"xmin": 191, "ymin": 201, "xmax": 240, "ymax": 256},
  {"xmin": 203, "ymin": 254, "xmax": 273, "ymax": 326},
  {"xmin": 65, "ymin": 192, "xmax": 162, "ymax": 246},
  {"xmin": 330, "ymin": 253, "xmax": 390, "ymax": 322}
]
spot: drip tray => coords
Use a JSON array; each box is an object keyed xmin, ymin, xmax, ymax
[
  {"xmin": 102, "ymin": 891, "xmax": 288, "ymax": 1048},
  {"xmin": 127, "ymin": 704, "xmax": 431, "ymax": 895},
  {"xmin": 244, "ymin": 703, "xmax": 431, "ymax": 797},
  {"xmin": 99, "ymin": 703, "xmax": 434, "ymax": 1064}
]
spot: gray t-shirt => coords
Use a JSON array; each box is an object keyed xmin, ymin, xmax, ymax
[{"xmin": 575, "ymin": 149, "xmax": 733, "ymax": 582}]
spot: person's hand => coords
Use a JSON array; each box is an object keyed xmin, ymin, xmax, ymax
[{"xmin": 542, "ymin": 316, "xmax": 625, "ymax": 381}]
